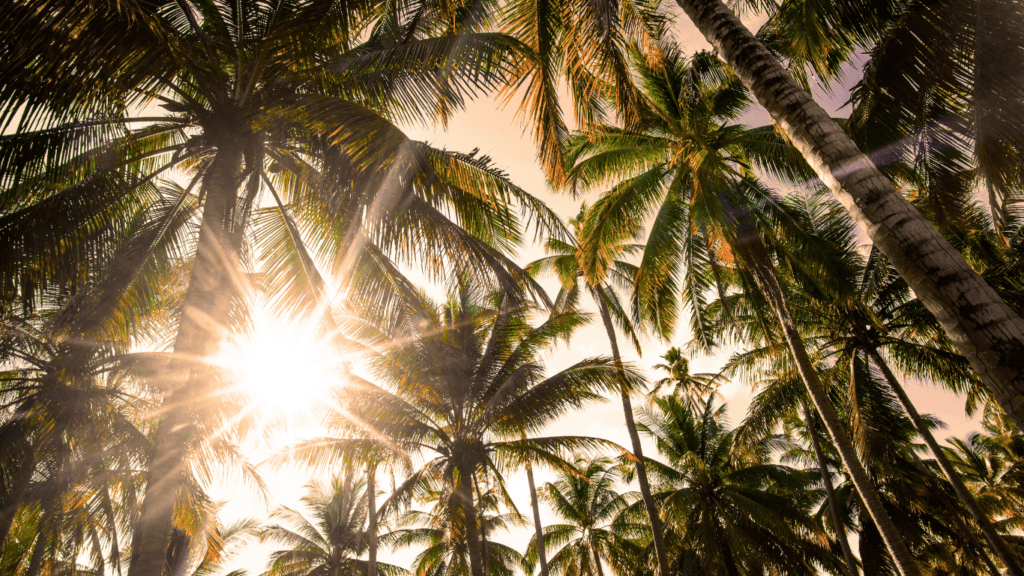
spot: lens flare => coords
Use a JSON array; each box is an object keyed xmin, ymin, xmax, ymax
[{"xmin": 216, "ymin": 311, "xmax": 344, "ymax": 414}]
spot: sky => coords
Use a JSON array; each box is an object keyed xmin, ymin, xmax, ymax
[{"xmin": 211, "ymin": 6, "xmax": 986, "ymax": 574}]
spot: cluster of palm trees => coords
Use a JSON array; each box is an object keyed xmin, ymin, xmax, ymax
[{"xmin": 2, "ymin": 0, "xmax": 1024, "ymax": 574}]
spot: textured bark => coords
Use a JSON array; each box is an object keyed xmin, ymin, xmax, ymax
[
  {"xmin": 526, "ymin": 464, "xmax": 550, "ymax": 576},
  {"xmin": 804, "ymin": 405, "xmax": 858, "ymax": 576},
  {"xmin": 367, "ymin": 466, "xmax": 378, "ymax": 576},
  {"xmin": 459, "ymin": 467, "xmax": 485, "ymax": 576},
  {"xmin": 674, "ymin": 0, "xmax": 1024, "ymax": 427},
  {"xmin": 868, "ymin": 348, "xmax": 1023, "ymax": 576},
  {"xmin": 723, "ymin": 205, "xmax": 921, "ymax": 576},
  {"xmin": 595, "ymin": 294, "xmax": 671, "ymax": 576},
  {"xmin": 129, "ymin": 143, "xmax": 243, "ymax": 576}
]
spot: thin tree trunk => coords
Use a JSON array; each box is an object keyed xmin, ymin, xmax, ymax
[
  {"xmin": 477, "ymin": 475, "xmax": 490, "ymax": 576},
  {"xmin": 592, "ymin": 546, "xmax": 605, "ymax": 576},
  {"xmin": 867, "ymin": 348, "xmax": 1023, "ymax": 575},
  {"xmin": 595, "ymin": 293, "xmax": 671, "ymax": 576},
  {"xmin": 804, "ymin": 404, "xmax": 858, "ymax": 576},
  {"xmin": 526, "ymin": 464, "xmax": 550, "ymax": 576},
  {"xmin": 0, "ymin": 429, "xmax": 32, "ymax": 547},
  {"xmin": 367, "ymin": 464, "xmax": 378, "ymax": 576},
  {"xmin": 129, "ymin": 143, "xmax": 243, "ymax": 576},
  {"xmin": 907, "ymin": 450, "xmax": 1001, "ymax": 576},
  {"xmin": 673, "ymin": 0, "xmax": 1024, "ymax": 428},
  {"xmin": 722, "ymin": 205, "xmax": 921, "ymax": 576},
  {"xmin": 859, "ymin": 509, "xmax": 888, "ymax": 576},
  {"xmin": 25, "ymin": 526, "xmax": 47, "ymax": 576},
  {"xmin": 459, "ymin": 466, "xmax": 485, "ymax": 576}
]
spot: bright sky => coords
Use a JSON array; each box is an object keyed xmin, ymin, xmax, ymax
[{"xmin": 210, "ymin": 8, "xmax": 985, "ymax": 574}]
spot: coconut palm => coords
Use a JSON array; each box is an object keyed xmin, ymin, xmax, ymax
[
  {"xmin": 526, "ymin": 206, "xmax": 673, "ymax": 576},
  {"xmin": 666, "ymin": 0, "xmax": 1024, "ymax": 440},
  {"xmin": 280, "ymin": 284, "xmax": 637, "ymax": 576},
  {"xmin": 565, "ymin": 45, "xmax": 918, "ymax": 573},
  {"xmin": 526, "ymin": 458, "xmax": 636, "ymax": 576},
  {"xmin": 261, "ymin": 473, "xmax": 405, "ymax": 576},
  {"xmin": 383, "ymin": 474, "xmax": 529, "ymax": 576},
  {"xmin": 0, "ymin": 317, "xmax": 152, "ymax": 569},
  {"xmin": 758, "ymin": 0, "xmax": 1024, "ymax": 236},
  {"xmin": 734, "ymin": 323, "xmax": 1007, "ymax": 574},
  {"xmin": 0, "ymin": 1, "xmax": 573, "ymax": 571},
  {"xmin": 800, "ymin": 254, "xmax": 1022, "ymax": 572},
  {"xmin": 638, "ymin": 396, "xmax": 840, "ymax": 574},
  {"xmin": 499, "ymin": 0, "xmax": 669, "ymax": 184},
  {"xmin": 648, "ymin": 347, "xmax": 719, "ymax": 407}
]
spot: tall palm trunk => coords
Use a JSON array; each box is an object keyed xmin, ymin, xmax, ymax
[
  {"xmin": 803, "ymin": 404, "xmax": 858, "ymax": 576},
  {"xmin": 458, "ymin": 466, "xmax": 485, "ymax": 576},
  {"xmin": 673, "ymin": 0, "xmax": 1024, "ymax": 427},
  {"xmin": 591, "ymin": 546, "xmax": 605, "ymax": 576},
  {"xmin": 866, "ymin": 348, "xmax": 1024, "ymax": 575},
  {"xmin": 723, "ymin": 205, "xmax": 921, "ymax": 576},
  {"xmin": 526, "ymin": 463, "xmax": 550, "ymax": 576},
  {"xmin": 0, "ymin": 427, "xmax": 32, "ymax": 547},
  {"xmin": 595, "ymin": 294, "xmax": 671, "ymax": 576},
  {"xmin": 129, "ymin": 143, "xmax": 244, "ymax": 576},
  {"xmin": 367, "ymin": 464, "xmax": 378, "ymax": 576}
]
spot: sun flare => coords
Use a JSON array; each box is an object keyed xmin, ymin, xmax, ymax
[{"xmin": 216, "ymin": 312, "xmax": 345, "ymax": 414}]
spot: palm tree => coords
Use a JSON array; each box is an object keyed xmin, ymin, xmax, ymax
[
  {"xmin": 282, "ymin": 284, "xmax": 636, "ymax": 576},
  {"xmin": 383, "ymin": 474, "xmax": 529, "ymax": 576},
  {"xmin": 261, "ymin": 473, "xmax": 405, "ymax": 576},
  {"xmin": 759, "ymin": 0, "xmax": 1024, "ymax": 237},
  {"xmin": 735, "ymin": 328, "xmax": 1005, "ymax": 574},
  {"xmin": 499, "ymin": 0, "xmax": 668, "ymax": 184},
  {"xmin": 526, "ymin": 458, "xmax": 634, "ymax": 576},
  {"xmin": 1, "ymin": 1, "xmax": 572, "ymax": 570},
  {"xmin": 565, "ymin": 46, "xmax": 918, "ymax": 574},
  {"xmin": 649, "ymin": 347, "xmax": 718, "ymax": 407},
  {"xmin": 638, "ymin": 396, "xmax": 839, "ymax": 574},
  {"xmin": 800, "ymin": 252, "xmax": 1023, "ymax": 572},
  {"xmin": 0, "ymin": 317, "xmax": 152, "ymax": 571},
  {"xmin": 527, "ymin": 206, "xmax": 673, "ymax": 576},
  {"xmin": 668, "ymin": 0, "xmax": 1024, "ymax": 434}
]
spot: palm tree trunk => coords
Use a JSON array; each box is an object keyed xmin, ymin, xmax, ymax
[
  {"xmin": 803, "ymin": 404, "xmax": 858, "ymax": 576},
  {"xmin": 367, "ymin": 464, "xmax": 378, "ymax": 576},
  {"xmin": 867, "ymin": 348, "xmax": 1023, "ymax": 576},
  {"xmin": 129, "ymin": 143, "xmax": 244, "ymax": 576},
  {"xmin": 673, "ymin": 0, "xmax": 1024, "ymax": 428},
  {"xmin": 595, "ymin": 293, "xmax": 671, "ymax": 576},
  {"xmin": 0, "ymin": 429, "xmax": 32, "ymax": 548},
  {"xmin": 459, "ymin": 466, "xmax": 485, "ymax": 576},
  {"xmin": 592, "ymin": 546, "xmax": 605, "ymax": 576},
  {"xmin": 526, "ymin": 464, "xmax": 550, "ymax": 576},
  {"xmin": 722, "ymin": 205, "xmax": 921, "ymax": 576}
]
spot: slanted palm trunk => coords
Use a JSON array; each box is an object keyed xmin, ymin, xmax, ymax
[
  {"xmin": 367, "ymin": 464, "xmax": 378, "ymax": 576},
  {"xmin": 803, "ymin": 405, "xmax": 858, "ymax": 576},
  {"xmin": 0, "ymin": 426, "xmax": 32, "ymax": 547},
  {"xmin": 674, "ymin": 0, "xmax": 1024, "ymax": 427},
  {"xmin": 458, "ymin": 466, "xmax": 485, "ymax": 576},
  {"xmin": 866, "ymin": 348, "xmax": 1024, "ymax": 576},
  {"xmin": 129, "ymin": 143, "xmax": 244, "ymax": 576},
  {"xmin": 591, "ymin": 547, "xmax": 605, "ymax": 576},
  {"xmin": 526, "ymin": 464, "xmax": 550, "ymax": 576},
  {"xmin": 723, "ymin": 203, "xmax": 921, "ymax": 576},
  {"xmin": 595, "ymin": 295, "xmax": 671, "ymax": 576}
]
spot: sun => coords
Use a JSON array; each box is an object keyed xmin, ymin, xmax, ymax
[{"xmin": 216, "ymin": 311, "xmax": 346, "ymax": 414}]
